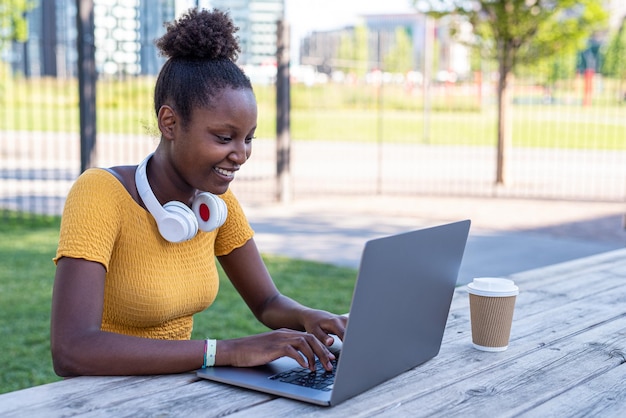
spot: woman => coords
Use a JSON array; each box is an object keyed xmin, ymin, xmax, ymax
[{"xmin": 50, "ymin": 8, "xmax": 346, "ymax": 377}]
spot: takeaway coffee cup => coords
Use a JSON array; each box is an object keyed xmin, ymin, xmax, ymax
[{"xmin": 467, "ymin": 277, "xmax": 519, "ymax": 352}]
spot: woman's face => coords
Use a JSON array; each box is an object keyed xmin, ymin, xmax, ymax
[{"xmin": 168, "ymin": 87, "xmax": 257, "ymax": 196}]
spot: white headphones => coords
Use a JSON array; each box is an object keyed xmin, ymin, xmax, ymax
[{"xmin": 135, "ymin": 153, "xmax": 228, "ymax": 243}]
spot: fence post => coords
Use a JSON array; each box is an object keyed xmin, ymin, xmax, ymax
[
  {"xmin": 276, "ymin": 19, "xmax": 291, "ymax": 203},
  {"xmin": 76, "ymin": 0, "xmax": 97, "ymax": 173},
  {"xmin": 422, "ymin": 15, "xmax": 434, "ymax": 144}
]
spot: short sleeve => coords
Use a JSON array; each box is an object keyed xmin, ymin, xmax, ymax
[
  {"xmin": 213, "ymin": 189, "xmax": 255, "ymax": 256},
  {"xmin": 54, "ymin": 169, "xmax": 125, "ymax": 271}
]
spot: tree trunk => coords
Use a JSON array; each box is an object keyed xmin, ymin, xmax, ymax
[
  {"xmin": 276, "ymin": 20, "xmax": 292, "ymax": 203},
  {"xmin": 495, "ymin": 61, "xmax": 512, "ymax": 185}
]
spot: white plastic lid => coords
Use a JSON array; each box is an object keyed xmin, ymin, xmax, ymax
[{"xmin": 467, "ymin": 277, "xmax": 519, "ymax": 297}]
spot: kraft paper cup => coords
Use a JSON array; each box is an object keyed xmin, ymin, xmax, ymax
[{"xmin": 467, "ymin": 277, "xmax": 519, "ymax": 352}]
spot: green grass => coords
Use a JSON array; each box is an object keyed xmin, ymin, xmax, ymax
[
  {"xmin": 0, "ymin": 215, "xmax": 61, "ymax": 394},
  {"xmin": 193, "ymin": 256, "xmax": 355, "ymax": 340},
  {"xmin": 2, "ymin": 77, "xmax": 625, "ymax": 149},
  {"xmin": 0, "ymin": 213, "xmax": 357, "ymax": 395}
]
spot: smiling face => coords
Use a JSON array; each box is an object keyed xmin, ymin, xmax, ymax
[{"xmin": 157, "ymin": 87, "xmax": 258, "ymax": 198}]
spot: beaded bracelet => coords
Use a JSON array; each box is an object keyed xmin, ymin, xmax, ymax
[{"xmin": 202, "ymin": 339, "xmax": 217, "ymax": 368}]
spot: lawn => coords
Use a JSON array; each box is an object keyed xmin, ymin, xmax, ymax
[
  {"xmin": 0, "ymin": 214, "xmax": 357, "ymax": 395},
  {"xmin": 2, "ymin": 77, "xmax": 624, "ymax": 149}
]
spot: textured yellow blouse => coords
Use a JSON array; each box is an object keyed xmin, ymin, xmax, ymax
[{"xmin": 54, "ymin": 168, "xmax": 254, "ymax": 340}]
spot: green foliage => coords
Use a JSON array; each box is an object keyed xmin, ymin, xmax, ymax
[
  {"xmin": 337, "ymin": 24, "xmax": 370, "ymax": 77},
  {"xmin": 517, "ymin": 50, "xmax": 578, "ymax": 86},
  {"xmin": 354, "ymin": 25, "xmax": 370, "ymax": 76},
  {"xmin": 0, "ymin": 0, "xmax": 35, "ymax": 48},
  {"xmin": 0, "ymin": 214, "xmax": 357, "ymax": 394},
  {"xmin": 602, "ymin": 18, "xmax": 626, "ymax": 79},
  {"xmin": 519, "ymin": 1, "xmax": 607, "ymax": 65},
  {"xmin": 384, "ymin": 27, "xmax": 414, "ymax": 73},
  {"xmin": 416, "ymin": 0, "xmax": 609, "ymax": 74}
]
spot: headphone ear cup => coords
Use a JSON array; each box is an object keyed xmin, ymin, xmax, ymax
[
  {"xmin": 192, "ymin": 193, "xmax": 228, "ymax": 232},
  {"xmin": 135, "ymin": 153, "xmax": 201, "ymax": 243},
  {"xmin": 160, "ymin": 201, "xmax": 199, "ymax": 243}
]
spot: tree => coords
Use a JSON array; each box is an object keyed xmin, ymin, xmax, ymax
[
  {"xmin": 385, "ymin": 27, "xmax": 414, "ymax": 74},
  {"xmin": 0, "ymin": 0, "xmax": 33, "ymax": 50},
  {"xmin": 414, "ymin": 0, "xmax": 607, "ymax": 185},
  {"xmin": 602, "ymin": 16, "xmax": 626, "ymax": 91},
  {"xmin": 337, "ymin": 24, "xmax": 369, "ymax": 80},
  {"xmin": 0, "ymin": 0, "xmax": 34, "ymax": 96}
]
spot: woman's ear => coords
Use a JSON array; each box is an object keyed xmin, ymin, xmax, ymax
[{"xmin": 157, "ymin": 105, "xmax": 177, "ymax": 140}]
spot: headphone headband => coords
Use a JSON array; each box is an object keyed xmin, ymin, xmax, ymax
[{"xmin": 135, "ymin": 154, "xmax": 169, "ymax": 222}]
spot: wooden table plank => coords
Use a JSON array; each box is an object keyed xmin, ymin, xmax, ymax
[
  {"xmin": 1, "ymin": 249, "xmax": 625, "ymax": 417},
  {"xmin": 505, "ymin": 249, "xmax": 626, "ymax": 291},
  {"xmin": 519, "ymin": 359, "xmax": 626, "ymax": 417},
  {"xmin": 236, "ymin": 310, "xmax": 626, "ymax": 417},
  {"xmin": 372, "ymin": 312, "xmax": 626, "ymax": 417},
  {"xmin": 0, "ymin": 375, "xmax": 194, "ymax": 417},
  {"xmin": 0, "ymin": 374, "xmax": 274, "ymax": 418},
  {"xmin": 76, "ymin": 379, "xmax": 274, "ymax": 418}
]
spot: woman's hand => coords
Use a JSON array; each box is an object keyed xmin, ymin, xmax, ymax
[
  {"xmin": 299, "ymin": 309, "xmax": 348, "ymax": 348},
  {"xmin": 218, "ymin": 328, "xmax": 336, "ymax": 371}
]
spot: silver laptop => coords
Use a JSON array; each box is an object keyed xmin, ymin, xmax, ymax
[{"xmin": 197, "ymin": 220, "xmax": 471, "ymax": 406}]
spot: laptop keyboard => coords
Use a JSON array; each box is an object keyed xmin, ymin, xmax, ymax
[{"xmin": 269, "ymin": 359, "xmax": 338, "ymax": 391}]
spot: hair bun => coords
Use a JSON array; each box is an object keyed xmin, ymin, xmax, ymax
[{"xmin": 156, "ymin": 8, "xmax": 241, "ymax": 61}]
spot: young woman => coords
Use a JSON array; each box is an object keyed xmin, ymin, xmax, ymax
[{"xmin": 50, "ymin": 8, "xmax": 346, "ymax": 377}]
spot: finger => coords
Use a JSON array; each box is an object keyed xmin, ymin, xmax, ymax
[
  {"xmin": 304, "ymin": 334, "xmax": 336, "ymax": 371},
  {"xmin": 279, "ymin": 331, "xmax": 317, "ymax": 370},
  {"xmin": 313, "ymin": 318, "xmax": 348, "ymax": 345},
  {"xmin": 308, "ymin": 326, "xmax": 334, "ymax": 346},
  {"xmin": 333, "ymin": 315, "xmax": 349, "ymax": 340},
  {"xmin": 297, "ymin": 332, "xmax": 336, "ymax": 371},
  {"xmin": 284, "ymin": 345, "xmax": 310, "ymax": 370}
]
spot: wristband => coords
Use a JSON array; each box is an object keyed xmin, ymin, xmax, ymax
[{"xmin": 202, "ymin": 339, "xmax": 217, "ymax": 368}]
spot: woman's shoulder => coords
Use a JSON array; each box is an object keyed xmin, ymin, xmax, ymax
[
  {"xmin": 65, "ymin": 167, "xmax": 138, "ymax": 216},
  {"xmin": 77, "ymin": 166, "xmax": 139, "ymax": 201},
  {"xmin": 101, "ymin": 166, "xmax": 139, "ymax": 197}
]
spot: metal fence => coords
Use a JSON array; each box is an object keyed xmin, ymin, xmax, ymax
[{"xmin": 2, "ymin": 6, "xmax": 626, "ymax": 221}]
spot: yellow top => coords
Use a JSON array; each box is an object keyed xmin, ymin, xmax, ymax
[{"xmin": 54, "ymin": 168, "xmax": 254, "ymax": 340}]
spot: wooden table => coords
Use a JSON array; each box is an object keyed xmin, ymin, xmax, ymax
[{"xmin": 2, "ymin": 248, "xmax": 626, "ymax": 417}]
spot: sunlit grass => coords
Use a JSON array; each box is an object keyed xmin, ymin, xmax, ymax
[
  {"xmin": 2, "ymin": 77, "xmax": 624, "ymax": 149},
  {"xmin": 0, "ymin": 214, "xmax": 356, "ymax": 394}
]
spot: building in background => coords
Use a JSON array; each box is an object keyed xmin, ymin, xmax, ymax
[
  {"xmin": 6, "ymin": 0, "xmax": 623, "ymax": 81},
  {"xmin": 300, "ymin": 14, "xmax": 427, "ymax": 75},
  {"xmin": 211, "ymin": 0, "xmax": 283, "ymax": 66},
  {"xmin": 8, "ymin": 0, "xmax": 283, "ymax": 78},
  {"xmin": 299, "ymin": 13, "xmax": 471, "ymax": 83}
]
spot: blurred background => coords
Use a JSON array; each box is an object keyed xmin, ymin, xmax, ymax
[{"xmin": 2, "ymin": 0, "xmax": 625, "ymax": 216}]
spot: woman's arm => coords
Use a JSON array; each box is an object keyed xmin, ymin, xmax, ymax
[
  {"xmin": 50, "ymin": 257, "xmax": 205, "ymax": 377},
  {"xmin": 51, "ymin": 248, "xmax": 344, "ymax": 377},
  {"xmin": 217, "ymin": 239, "xmax": 348, "ymax": 347}
]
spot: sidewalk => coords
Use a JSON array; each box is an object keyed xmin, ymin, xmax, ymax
[{"xmin": 244, "ymin": 194, "xmax": 626, "ymax": 285}]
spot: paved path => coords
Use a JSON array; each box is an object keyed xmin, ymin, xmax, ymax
[
  {"xmin": 3, "ymin": 133, "xmax": 625, "ymax": 285},
  {"xmin": 245, "ymin": 195, "xmax": 626, "ymax": 285}
]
